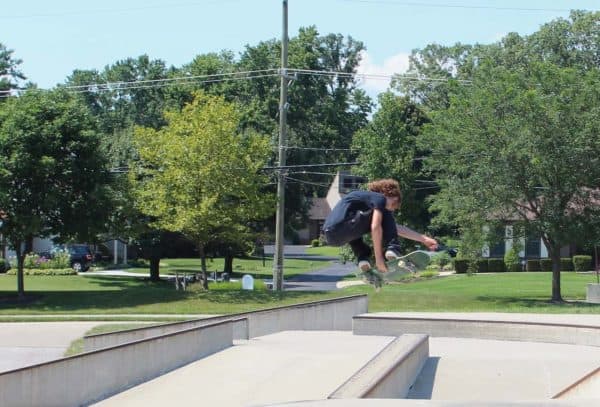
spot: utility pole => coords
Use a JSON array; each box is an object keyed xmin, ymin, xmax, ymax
[{"xmin": 273, "ymin": 0, "xmax": 289, "ymax": 291}]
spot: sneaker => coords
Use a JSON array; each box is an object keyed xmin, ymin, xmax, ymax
[
  {"xmin": 358, "ymin": 260, "xmax": 372, "ymax": 273},
  {"xmin": 385, "ymin": 248, "xmax": 401, "ymax": 260}
]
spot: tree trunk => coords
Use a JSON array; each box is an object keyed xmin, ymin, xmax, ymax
[
  {"xmin": 15, "ymin": 240, "xmax": 25, "ymax": 299},
  {"xmin": 549, "ymin": 247, "xmax": 563, "ymax": 302},
  {"xmin": 224, "ymin": 254, "xmax": 234, "ymax": 275},
  {"xmin": 149, "ymin": 256, "xmax": 161, "ymax": 282},
  {"xmin": 199, "ymin": 243, "xmax": 208, "ymax": 289}
]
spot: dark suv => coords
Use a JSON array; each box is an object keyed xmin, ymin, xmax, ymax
[
  {"xmin": 67, "ymin": 244, "xmax": 93, "ymax": 272},
  {"xmin": 40, "ymin": 244, "xmax": 93, "ymax": 272}
]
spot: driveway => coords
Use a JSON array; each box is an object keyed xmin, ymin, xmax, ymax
[{"xmin": 263, "ymin": 245, "xmax": 356, "ymax": 291}]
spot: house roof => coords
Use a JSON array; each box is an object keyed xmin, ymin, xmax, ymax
[{"xmin": 308, "ymin": 198, "xmax": 331, "ymax": 220}]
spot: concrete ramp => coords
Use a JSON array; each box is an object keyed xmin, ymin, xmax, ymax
[
  {"xmin": 553, "ymin": 366, "xmax": 600, "ymax": 400},
  {"xmin": 93, "ymin": 331, "xmax": 396, "ymax": 406}
]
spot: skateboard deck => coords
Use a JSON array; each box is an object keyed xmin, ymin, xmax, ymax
[{"xmin": 357, "ymin": 250, "xmax": 433, "ymax": 289}]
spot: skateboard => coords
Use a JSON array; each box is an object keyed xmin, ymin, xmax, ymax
[{"xmin": 357, "ymin": 250, "xmax": 432, "ymax": 289}]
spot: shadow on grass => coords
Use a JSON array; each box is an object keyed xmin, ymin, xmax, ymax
[
  {"xmin": 0, "ymin": 275, "xmax": 333, "ymax": 313},
  {"xmin": 475, "ymin": 295, "xmax": 599, "ymax": 309}
]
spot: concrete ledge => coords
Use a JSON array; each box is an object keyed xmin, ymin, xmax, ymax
[
  {"xmin": 0, "ymin": 319, "xmax": 238, "ymax": 407},
  {"xmin": 329, "ymin": 334, "xmax": 429, "ymax": 399},
  {"xmin": 265, "ymin": 399, "xmax": 600, "ymax": 406},
  {"xmin": 353, "ymin": 314, "xmax": 600, "ymax": 346},
  {"xmin": 553, "ymin": 366, "xmax": 600, "ymax": 399},
  {"xmin": 84, "ymin": 294, "xmax": 368, "ymax": 351}
]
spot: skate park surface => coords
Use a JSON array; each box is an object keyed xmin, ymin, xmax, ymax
[{"xmin": 1, "ymin": 295, "xmax": 599, "ymax": 406}]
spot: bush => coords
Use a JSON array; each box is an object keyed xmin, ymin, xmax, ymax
[
  {"xmin": 540, "ymin": 258, "xmax": 553, "ymax": 271},
  {"xmin": 476, "ymin": 259, "xmax": 489, "ymax": 273},
  {"xmin": 453, "ymin": 259, "xmax": 469, "ymax": 274},
  {"xmin": 431, "ymin": 252, "xmax": 451, "ymax": 269},
  {"xmin": 6, "ymin": 268, "xmax": 76, "ymax": 276},
  {"xmin": 0, "ymin": 258, "xmax": 10, "ymax": 273},
  {"xmin": 311, "ymin": 239, "xmax": 320, "ymax": 247},
  {"xmin": 488, "ymin": 258, "xmax": 506, "ymax": 273},
  {"xmin": 504, "ymin": 247, "xmax": 521, "ymax": 272},
  {"xmin": 560, "ymin": 258, "xmax": 574, "ymax": 272},
  {"xmin": 419, "ymin": 270, "xmax": 439, "ymax": 279},
  {"xmin": 526, "ymin": 259, "xmax": 541, "ymax": 272},
  {"xmin": 128, "ymin": 258, "xmax": 149, "ymax": 268},
  {"xmin": 573, "ymin": 255, "xmax": 592, "ymax": 272}
]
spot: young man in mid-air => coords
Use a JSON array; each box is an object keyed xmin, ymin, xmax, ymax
[{"xmin": 323, "ymin": 179, "xmax": 437, "ymax": 274}]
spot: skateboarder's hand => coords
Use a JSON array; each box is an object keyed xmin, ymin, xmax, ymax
[
  {"xmin": 376, "ymin": 259, "xmax": 388, "ymax": 273},
  {"xmin": 422, "ymin": 236, "xmax": 438, "ymax": 251}
]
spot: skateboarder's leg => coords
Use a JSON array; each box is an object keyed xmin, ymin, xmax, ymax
[
  {"xmin": 349, "ymin": 238, "xmax": 372, "ymax": 272},
  {"xmin": 381, "ymin": 213, "xmax": 403, "ymax": 260}
]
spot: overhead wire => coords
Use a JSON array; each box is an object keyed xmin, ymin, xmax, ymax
[{"xmin": 337, "ymin": 0, "xmax": 583, "ymax": 13}]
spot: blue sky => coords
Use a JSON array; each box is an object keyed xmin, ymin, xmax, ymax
[{"xmin": 2, "ymin": 0, "xmax": 598, "ymax": 97}]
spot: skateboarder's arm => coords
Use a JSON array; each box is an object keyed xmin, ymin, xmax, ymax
[
  {"xmin": 396, "ymin": 225, "xmax": 438, "ymax": 250},
  {"xmin": 371, "ymin": 209, "xmax": 388, "ymax": 272}
]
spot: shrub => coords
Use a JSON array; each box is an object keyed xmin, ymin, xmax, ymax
[
  {"xmin": 476, "ymin": 259, "xmax": 489, "ymax": 273},
  {"xmin": 488, "ymin": 258, "xmax": 506, "ymax": 273},
  {"xmin": 540, "ymin": 258, "xmax": 553, "ymax": 271},
  {"xmin": 128, "ymin": 258, "xmax": 149, "ymax": 268},
  {"xmin": 0, "ymin": 258, "xmax": 9, "ymax": 273},
  {"xmin": 419, "ymin": 270, "xmax": 439, "ymax": 279},
  {"xmin": 453, "ymin": 259, "xmax": 469, "ymax": 274},
  {"xmin": 504, "ymin": 247, "xmax": 521, "ymax": 272},
  {"xmin": 526, "ymin": 259, "xmax": 541, "ymax": 272},
  {"xmin": 573, "ymin": 255, "xmax": 592, "ymax": 272},
  {"xmin": 311, "ymin": 239, "xmax": 320, "ymax": 247},
  {"xmin": 431, "ymin": 252, "xmax": 451, "ymax": 270},
  {"xmin": 560, "ymin": 258, "xmax": 574, "ymax": 272},
  {"xmin": 6, "ymin": 268, "xmax": 76, "ymax": 276}
]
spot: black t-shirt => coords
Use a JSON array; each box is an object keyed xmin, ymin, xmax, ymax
[{"xmin": 323, "ymin": 190, "xmax": 387, "ymax": 230}]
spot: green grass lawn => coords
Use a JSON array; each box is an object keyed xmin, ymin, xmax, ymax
[
  {"xmin": 1, "ymin": 271, "xmax": 599, "ymax": 319},
  {"xmin": 346, "ymin": 272, "xmax": 600, "ymax": 313},
  {"xmin": 304, "ymin": 246, "xmax": 341, "ymax": 257},
  {"xmin": 0, "ymin": 274, "xmax": 344, "ymax": 318},
  {"xmin": 122, "ymin": 256, "xmax": 332, "ymax": 278}
]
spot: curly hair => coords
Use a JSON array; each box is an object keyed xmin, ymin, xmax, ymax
[{"xmin": 367, "ymin": 179, "xmax": 402, "ymax": 199}]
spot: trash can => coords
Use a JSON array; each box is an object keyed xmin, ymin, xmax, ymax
[{"xmin": 242, "ymin": 274, "xmax": 254, "ymax": 290}]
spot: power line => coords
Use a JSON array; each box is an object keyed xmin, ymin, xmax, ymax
[
  {"xmin": 1, "ymin": 65, "xmax": 476, "ymax": 98},
  {"xmin": 1, "ymin": 0, "xmax": 245, "ymax": 20},
  {"xmin": 0, "ymin": 72, "xmax": 281, "ymax": 98},
  {"xmin": 338, "ymin": 0, "xmax": 584, "ymax": 13},
  {"xmin": 262, "ymin": 162, "xmax": 360, "ymax": 171}
]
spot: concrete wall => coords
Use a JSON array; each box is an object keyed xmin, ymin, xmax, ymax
[
  {"xmin": 0, "ymin": 319, "xmax": 237, "ymax": 407},
  {"xmin": 353, "ymin": 315, "xmax": 600, "ymax": 347},
  {"xmin": 329, "ymin": 334, "xmax": 429, "ymax": 399},
  {"xmin": 84, "ymin": 294, "xmax": 368, "ymax": 352}
]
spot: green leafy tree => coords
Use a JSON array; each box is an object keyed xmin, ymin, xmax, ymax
[
  {"xmin": 0, "ymin": 90, "xmax": 111, "ymax": 298},
  {"xmin": 0, "ymin": 43, "xmax": 26, "ymax": 96},
  {"xmin": 352, "ymin": 92, "xmax": 431, "ymax": 230},
  {"xmin": 422, "ymin": 61, "xmax": 600, "ymax": 302},
  {"xmin": 130, "ymin": 92, "xmax": 275, "ymax": 288},
  {"xmin": 232, "ymin": 26, "xmax": 371, "ymax": 233}
]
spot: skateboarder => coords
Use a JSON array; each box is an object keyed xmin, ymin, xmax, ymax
[{"xmin": 323, "ymin": 179, "xmax": 438, "ymax": 274}]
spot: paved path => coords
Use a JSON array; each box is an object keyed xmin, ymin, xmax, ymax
[{"xmin": 0, "ymin": 322, "xmax": 119, "ymax": 372}]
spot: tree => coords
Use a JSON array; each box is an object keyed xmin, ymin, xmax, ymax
[
  {"xmin": 130, "ymin": 92, "xmax": 275, "ymax": 288},
  {"xmin": 422, "ymin": 61, "xmax": 600, "ymax": 302},
  {"xmin": 0, "ymin": 90, "xmax": 111, "ymax": 298},
  {"xmin": 232, "ymin": 26, "xmax": 372, "ymax": 234},
  {"xmin": 0, "ymin": 43, "xmax": 26, "ymax": 96},
  {"xmin": 352, "ymin": 92, "xmax": 431, "ymax": 231}
]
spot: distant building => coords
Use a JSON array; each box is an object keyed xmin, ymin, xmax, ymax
[{"xmin": 298, "ymin": 171, "xmax": 367, "ymax": 243}]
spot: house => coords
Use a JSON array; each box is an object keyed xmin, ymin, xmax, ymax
[{"xmin": 298, "ymin": 171, "xmax": 367, "ymax": 243}]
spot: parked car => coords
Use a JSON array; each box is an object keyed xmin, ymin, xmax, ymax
[
  {"xmin": 39, "ymin": 244, "xmax": 93, "ymax": 272},
  {"xmin": 67, "ymin": 244, "xmax": 93, "ymax": 272}
]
